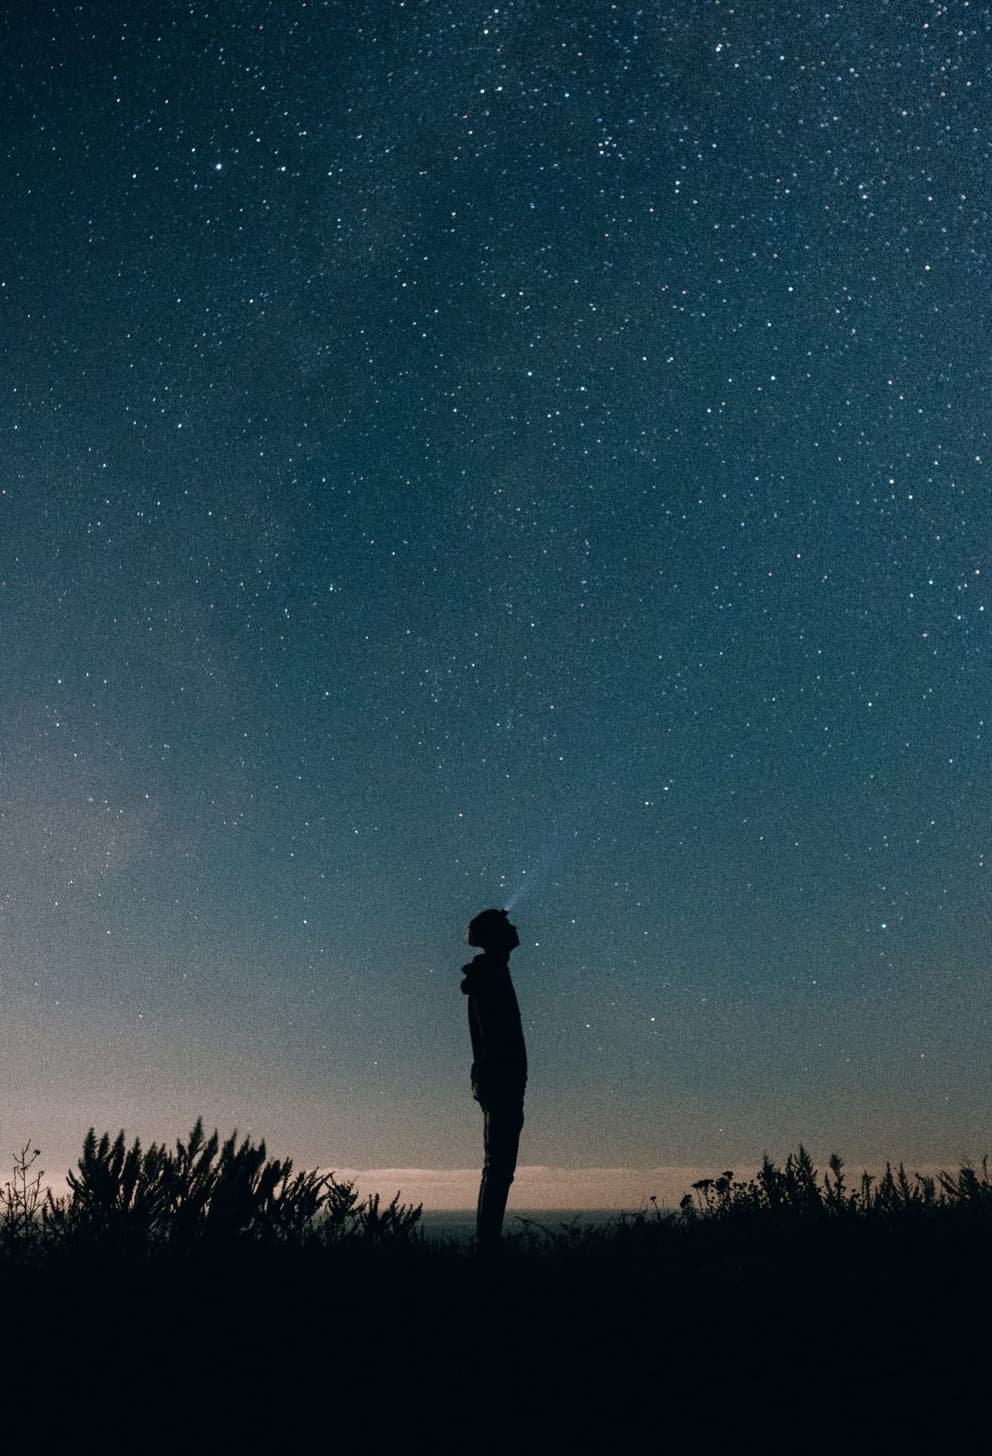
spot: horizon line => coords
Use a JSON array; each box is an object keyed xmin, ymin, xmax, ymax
[{"xmin": 321, "ymin": 1160, "xmax": 962, "ymax": 1212}]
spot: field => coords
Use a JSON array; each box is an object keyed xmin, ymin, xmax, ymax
[{"xmin": 1, "ymin": 1129, "xmax": 988, "ymax": 1448}]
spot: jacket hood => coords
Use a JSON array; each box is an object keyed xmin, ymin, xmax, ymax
[
  {"xmin": 461, "ymin": 953, "xmax": 500, "ymax": 994},
  {"xmin": 460, "ymin": 955, "xmax": 482, "ymax": 994}
]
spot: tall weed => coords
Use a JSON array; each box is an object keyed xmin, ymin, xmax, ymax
[{"xmin": 35, "ymin": 1118, "xmax": 422, "ymax": 1254}]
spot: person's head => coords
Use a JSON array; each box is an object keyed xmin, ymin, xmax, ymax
[{"xmin": 466, "ymin": 907, "xmax": 519, "ymax": 956}]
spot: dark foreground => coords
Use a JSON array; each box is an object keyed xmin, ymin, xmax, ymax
[
  {"xmin": 2, "ymin": 1215, "xmax": 987, "ymax": 1449},
  {"xmin": 3, "ymin": 1133, "xmax": 988, "ymax": 1446}
]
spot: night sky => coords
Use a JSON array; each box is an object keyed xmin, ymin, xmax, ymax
[{"xmin": 3, "ymin": 1, "xmax": 990, "ymax": 1206}]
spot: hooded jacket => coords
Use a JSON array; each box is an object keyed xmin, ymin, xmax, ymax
[{"xmin": 461, "ymin": 953, "xmax": 527, "ymax": 1101}]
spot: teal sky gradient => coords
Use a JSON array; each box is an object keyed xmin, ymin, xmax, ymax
[{"xmin": 3, "ymin": 0, "xmax": 990, "ymax": 1197}]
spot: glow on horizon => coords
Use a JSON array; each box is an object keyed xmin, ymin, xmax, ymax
[
  {"xmin": 38, "ymin": 1163, "xmax": 718, "ymax": 1212},
  {"xmin": 331, "ymin": 1165, "xmax": 724, "ymax": 1211},
  {"xmin": 33, "ymin": 1158, "xmax": 956, "ymax": 1217},
  {"xmin": 332, "ymin": 1161, "xmax": 955, "ymax": 1213}
]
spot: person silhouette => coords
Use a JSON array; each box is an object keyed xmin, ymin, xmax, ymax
[{"xmin": 461, "ymin": 908, "xmax": 527, "ymax": 1253}]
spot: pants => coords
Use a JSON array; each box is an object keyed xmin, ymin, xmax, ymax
[{"xmin": 476, "ymin": 1094, "xmax": 525, "ymax": 1251}]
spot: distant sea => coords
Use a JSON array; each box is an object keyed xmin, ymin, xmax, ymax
[{"xmin": 419, "ymin": 1208, "xmax": 633, "ymax": 1244}]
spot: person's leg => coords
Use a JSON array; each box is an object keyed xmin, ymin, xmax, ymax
[{"xmin": 476, "ymin": 1098, "xmax": 524, "ymax": 1252}]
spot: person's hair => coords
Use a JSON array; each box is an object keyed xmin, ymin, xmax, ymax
[{"xmin": 466, "ymin": 907, "xmax": 511, "ymax": 948}]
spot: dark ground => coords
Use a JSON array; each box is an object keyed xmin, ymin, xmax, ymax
[{"xmin": 1, "ymin": 1216, "xmax": 987, "ymax": 1450}]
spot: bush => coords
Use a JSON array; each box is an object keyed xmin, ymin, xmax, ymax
[
  {"xmin": 30, "ymin": 1118, "xmax": 422, "ymax": 1255},
  {"xmin": 675, "ymin": 1145, "xmax": 992, "ymax": 1223},
  {"xmin": 0, "ymin": 1144, "xmax": 47, "ymax": 1259}
]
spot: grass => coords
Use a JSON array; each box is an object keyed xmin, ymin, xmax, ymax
[
  {"xmin": 0, "ymin": 1118, "xmax": 424, "ymax": 1266},
  {"xmin": 1, "ymin": 1125, "xmax": 988, "ymax": 1447}
]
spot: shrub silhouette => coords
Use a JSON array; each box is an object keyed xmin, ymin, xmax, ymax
[
  {"xmin": 675, "ymin": 1145, "xmax": 992, "ymax": 1223},
  {"xmin": 0, "ymin": 1144, "xmax": 46, "ymax": 1258},
  {"xmin": 40, "ymin": 1118, "xmax": 422, "ymax": 1252},
  {"xmin": 3, "ymin": 1130, "xmax": 990, "ymax": 1268}
]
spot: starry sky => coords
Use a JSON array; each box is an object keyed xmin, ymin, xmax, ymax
[{"xmin": 3, "ymin": 0, "xmax": 990, "ymax": 1203}]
